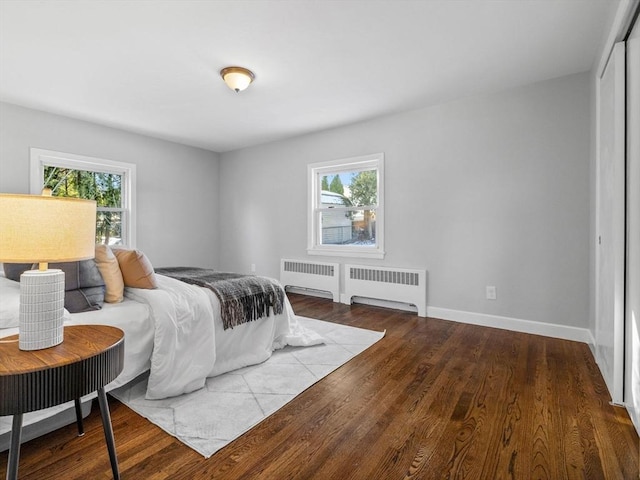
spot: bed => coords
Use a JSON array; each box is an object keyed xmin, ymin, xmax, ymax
[{"xmin": 0, "ymin": 258, "xmax": 323, "ymax": 451}]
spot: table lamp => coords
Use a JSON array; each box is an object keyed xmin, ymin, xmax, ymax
[{"xmin": 0, "ymin": 191, "xmax": 96, "ymax": 350}]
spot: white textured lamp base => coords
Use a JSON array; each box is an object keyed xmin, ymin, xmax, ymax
[{"xmin": 19, "ymin": 269, "xmax": 65, "ymax": 350}]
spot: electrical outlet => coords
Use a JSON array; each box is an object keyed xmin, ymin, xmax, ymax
[
  {"xmin": 250, "ymin": 263, "xmax": 256, "ymax": 273},
  {"xmin": 486, "ymin": 285, "xmax": 497, "ymax": 300}
]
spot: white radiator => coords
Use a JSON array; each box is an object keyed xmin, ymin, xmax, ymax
[
  {"xmin": 343, "ymin": 264, "xmax": 427, "ymax": 317},
  {"xmin": 280, "ymin": 259, "xmax": 340, "ymax": 302}
]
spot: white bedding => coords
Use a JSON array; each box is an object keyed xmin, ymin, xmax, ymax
[
  {"xmin": 126, "ymin": 275, "xmax": 323, "ymax": 399},
  {"xmin": 1, "ymin": 270, "xmax": 323, "ymax": 446},
  {"xmin": 0, "ymin": 273, "xmax": 323, "ymax": 401}
]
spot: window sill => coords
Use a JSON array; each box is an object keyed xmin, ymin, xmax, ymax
[{"xmin": 307, "ymin": 247, "xmax": 385, "ymax": 259}]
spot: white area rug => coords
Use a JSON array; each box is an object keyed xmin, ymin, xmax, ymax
[{"xmin": 110, "ymin": 317, "xmax": 385, "ymax": 458}]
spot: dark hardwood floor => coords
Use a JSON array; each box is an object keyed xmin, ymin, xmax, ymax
[{"xmin": 1, "ymin": 294, "xmax": 638, "ymax": 479}]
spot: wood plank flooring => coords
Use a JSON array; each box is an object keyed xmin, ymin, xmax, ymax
[{"xmin": 1, "ymin": 294, "xmax": 638, "ymax": 479}]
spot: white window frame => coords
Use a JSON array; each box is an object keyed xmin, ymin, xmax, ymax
[
  {"xmin": 307, "ymin": 153, "xmax": 385, "ymax": 259},
  {"xmin": 30, "ymin": 148, "xmax": 137, "ymax": 248}
]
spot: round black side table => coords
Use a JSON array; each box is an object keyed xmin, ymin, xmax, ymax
[{"xmin": 0, "ymin": 325, "xmax": 124, "ymax": 480}]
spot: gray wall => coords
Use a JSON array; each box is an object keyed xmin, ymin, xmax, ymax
[
  {"xmin": 0, "ymin": 72, "xmax": 592, "ymax": 330},
  {"xmin": 219, "ymin": 72, "xmax": 591, "ymax": 329},
  {"xmin": 0, "ymin": 102, "xmax": 221, "ymax": 268}
]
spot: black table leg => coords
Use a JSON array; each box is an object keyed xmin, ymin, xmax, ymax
[
  {"xmin": 97, "ymin": 388, "xmax": 120, "ymax": 480},
  {"xmin": 6, "ymin": 413, "xmax": 23, "ymax": 480},
  {"xmin": 74, "ymin": 398, "xmax": 85, "ymax": 436}
]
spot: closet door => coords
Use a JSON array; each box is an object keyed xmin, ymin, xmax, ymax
[
  {"xmin": 595, "ymin": 42, "xmax": 625, "ymax": 404},
  {"xmin": 625, "ymin": 18, "xmax": 640, "ymax": 433}
]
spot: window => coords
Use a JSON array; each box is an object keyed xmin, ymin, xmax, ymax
[
  {"xmin": 30, "ymin": 148, "xmax": 136, "ymax": 247},
  {"xmin": 308, "ymin": 153, "xmax": 384, "ymax": 258}
]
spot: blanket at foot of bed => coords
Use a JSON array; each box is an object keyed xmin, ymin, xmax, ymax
[
  {"xmin": 125, "ymin": 274, "xmax": 323, "ymax": 400},
  {"xmin": 155, "ymin": 267, "xmax": 284, "ymax": 329}
]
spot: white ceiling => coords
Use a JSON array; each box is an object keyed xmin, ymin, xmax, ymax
[{"xmin": 0, "ymin": 0, "xmax": 616, "ymax": 153}]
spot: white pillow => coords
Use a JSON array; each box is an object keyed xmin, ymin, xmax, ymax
[{"xmin": 0, "ymin": 275, "xmax": 20, "ymax": 328}]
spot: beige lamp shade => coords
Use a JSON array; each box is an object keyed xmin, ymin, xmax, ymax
[
  {"xmin": 0, "ymin": 193, "xmax": 97, "ymax": 350},
  {"xmin": 0, "ymin": 193, "xmax": 97, "ymax": 263}
]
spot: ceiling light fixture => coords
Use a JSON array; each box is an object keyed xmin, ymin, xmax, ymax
[{"xmin": 220, "ymin": 66, "xmax": 255, "ymax": 93}]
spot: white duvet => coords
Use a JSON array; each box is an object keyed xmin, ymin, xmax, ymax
[
  {"xmin": 125, "ymin": 275, "xmax": 324, "ymax": 400},
  {"xmin": 1, "ymin": 271, "xmax": 324, "ymax": 447},
  {"xmin": 0, "ymin": 272, "xmax": 322, "ymax": 402}
]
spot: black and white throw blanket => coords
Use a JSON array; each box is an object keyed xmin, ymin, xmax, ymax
[{"xmin": 155, "ymin": 267, "xmax": 285, "ymax": 330}]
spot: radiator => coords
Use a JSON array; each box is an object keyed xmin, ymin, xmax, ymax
[
  {"xmin": 280, "ymin": 259, "xmax": 340, "ymax": 302},
  {"xmin": 343, "ymin": 264, "xmax": 427, "ymax": 317}
]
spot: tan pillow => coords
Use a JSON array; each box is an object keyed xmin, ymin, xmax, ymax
[
  {"xmin": 94, "ymin": 245, "xmax": 124, "ymax": 303},
  {"xmin": 113, "ymin": 248, "xmax": 158, "ymax": 289}
]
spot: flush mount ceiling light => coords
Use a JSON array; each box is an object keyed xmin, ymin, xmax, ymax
[{"xmin": 220, "ymin": 66, "xmax": 255, "ymax": 93}]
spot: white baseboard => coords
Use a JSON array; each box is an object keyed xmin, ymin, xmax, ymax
[
  {"xmin": 427, "ymin": 306, "xmax": 593, "ymax": 345},
  {"xmin": 585, "ymin": 329, "xmax": 597, "ymax": 354},
  {"xmin": 292, "ymin": 288, "xmax": 594, "ymax": 346}
]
